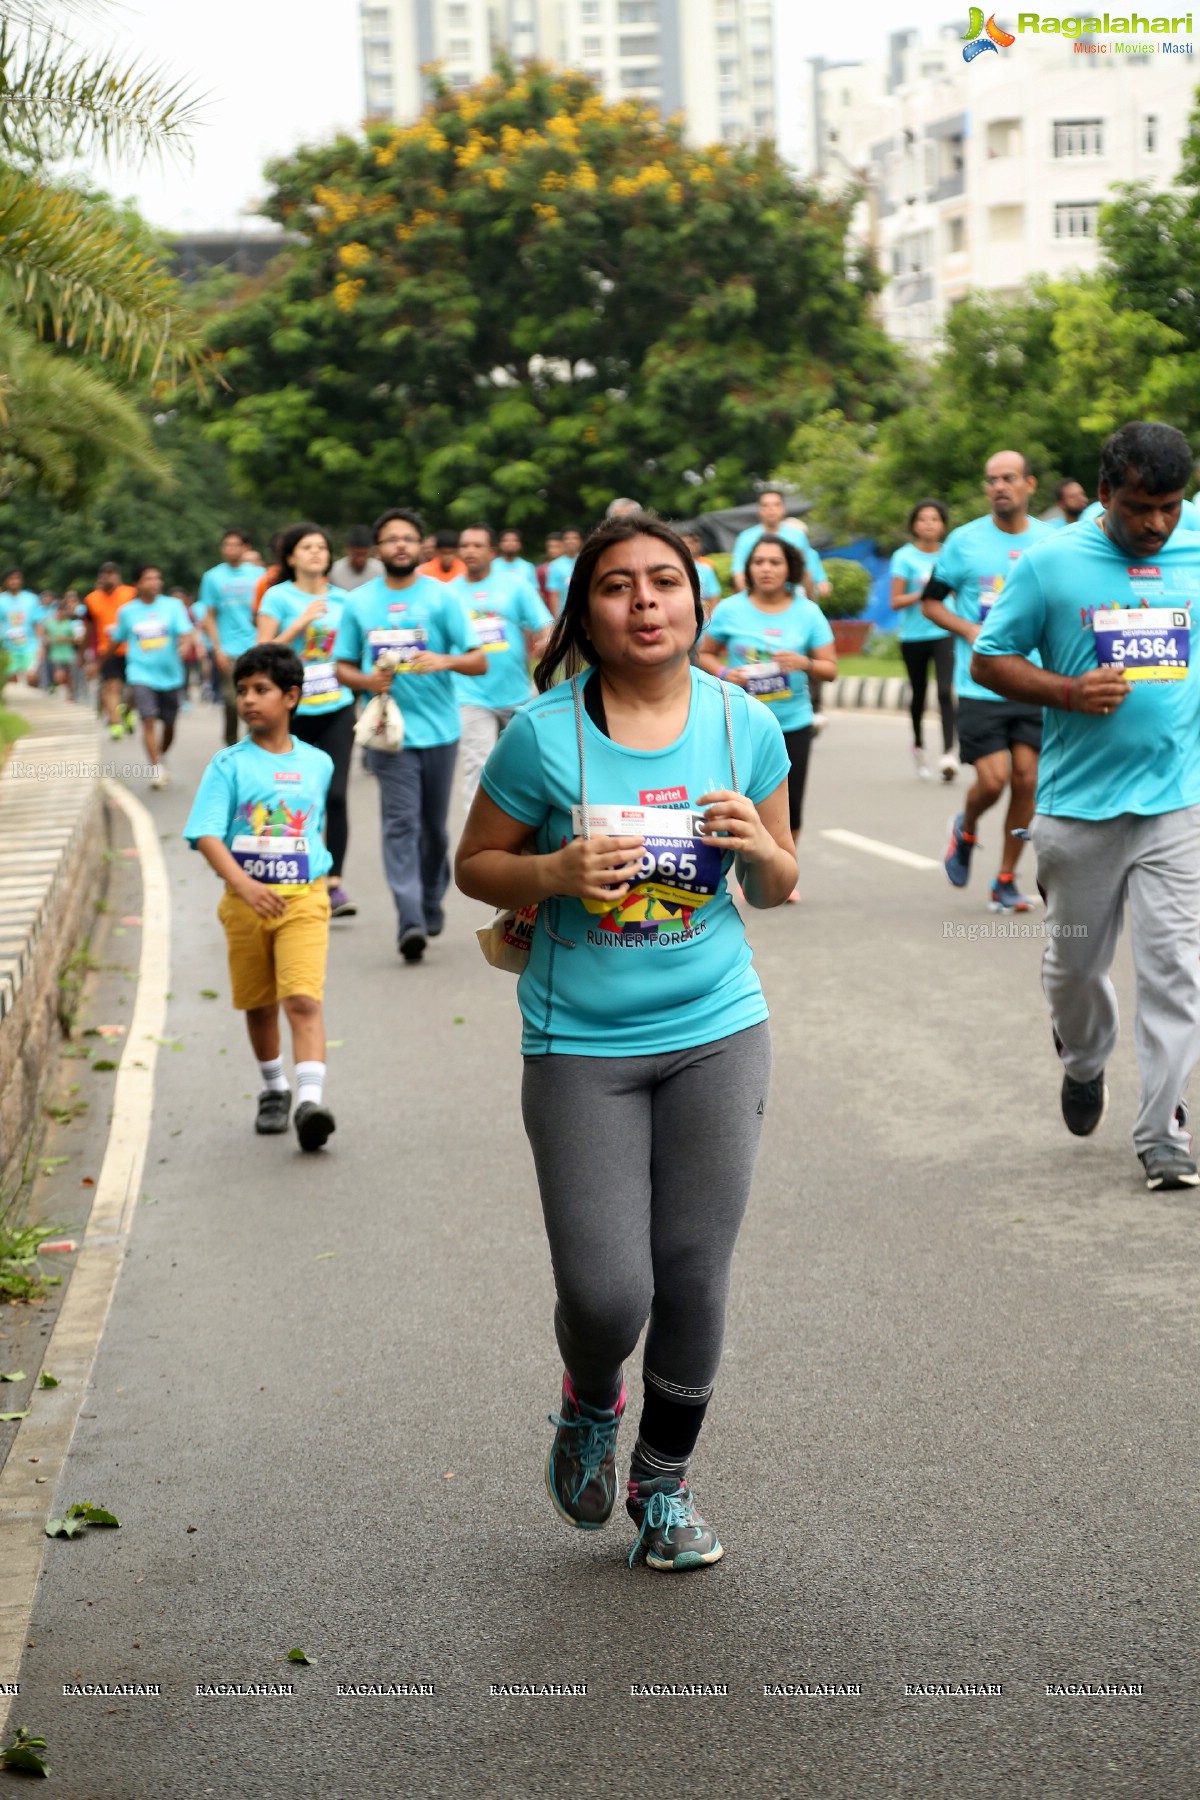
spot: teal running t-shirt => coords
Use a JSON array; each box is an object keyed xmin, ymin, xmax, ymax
[
  {"xmin": 889, "ymin": 544, "xmax": 948, "ymax": 643},
  {"xmin": 184, "ymin": 737, "xmax": 334, "ymax": 887},
  {"xmin": 195, "ymin": 562, "xmax": 259, "ymax": 657},
  {"xmin": 480, "ymin": 668, "xmax": 790, "ymax": 1058},
  {"xmin": 0, "ymin": 590, "xmax": 45, "ymax": 670},
  {"xmin": 111, "ymin": 597, "xmax": 193, "ymax": 689},
  {"xmin": 258, "ymin": 583, "xmax": 354, "ymax": 716},
  {"xmin": 932, "ymin": 514, "xmax": 1054, "ymax": 701},
  {"xmin": 332, "ymin": 575, "xmax": 477, "ymax": 748},
  {"xmin": 975, "ymin": 521, "xmax": 1200, "ymax": 819},
  {"xmin": 704, "ymin": 593, "xmax": 834, "ymax": 731},
  {"xmin": 451, "ymin": 567, "xmax": 551, "ymax": 710}
]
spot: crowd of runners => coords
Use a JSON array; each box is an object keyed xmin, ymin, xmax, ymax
[{"xmin": 7, "ymin": 419, "xmax": 1200, "ymax": 1572}]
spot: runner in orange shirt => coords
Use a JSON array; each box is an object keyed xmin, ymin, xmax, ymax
[
  {"xmin": 418, "ymin": 529, "xmax": 467, "ymax": 585},
  {"xmin": 83, "ymin": 561, "xmax": 136, "ymax": 739}
]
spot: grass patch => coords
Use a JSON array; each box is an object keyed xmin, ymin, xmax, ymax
[
  {"xmin": 0, "ymin": 708, "xmax": 30, "ymax": 747},
  {"xmin": 0, "ymin": 1205, "xmax": 67, "ymax": 1303},
  {"xmin": 836, "ymin": 656, "xmax": 907, "ymax": 681}
]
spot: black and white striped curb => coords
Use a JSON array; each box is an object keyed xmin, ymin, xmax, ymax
[{"xmin": 826, "ymin": 676, "xmax": 912, "ymax": 711}]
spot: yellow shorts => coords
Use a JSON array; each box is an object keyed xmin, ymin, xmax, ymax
[{"xmin": 217, "ymin": 880, "xmax": 330, "ymax": 1011}]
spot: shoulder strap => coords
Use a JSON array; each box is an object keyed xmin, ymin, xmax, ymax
[
  {"xmin": 571, "ymin": 675, "xmax": 590, "ymax": 833},
  {"xmin": 719, "ymin": 676, "xmax": 740, "ymax": 797}
]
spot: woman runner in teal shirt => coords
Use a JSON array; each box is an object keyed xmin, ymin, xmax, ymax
[{"xmin": 456, "ymin": 514, "xmax": 796, "ymax": 1573}]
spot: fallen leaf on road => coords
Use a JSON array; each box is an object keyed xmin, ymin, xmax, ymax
[
  {"xmin": 453, "ymin": 1017, "xmax": 465, "ymax": 1025},
  {"xmin": 327, "ymin": 1039, "xmax": 345, "ymax": 1048},
  {"xmin": 443, "ymin": 1472, "xmax": 455, "ymax": 1480},
  {"xmin": 45, "ymin": 1516, "xmax": 85, "ymax": 1538},
  {"xmin": 0, "ymin": 1371, "xmax": 25, "ymax": 1382},
  {"xmin": 91, "ymin": 1060, "xmax": 118, "ymax": 1072},
  {"xmin": 287, "ymin": 1649, "xmax": 314, "ymax": 1665},
  {"xmin": 81, "ymin": 1177, "xmax": 94, "ymax": 1186},
  {"xmin": 38, "ymin": 1374, "xmax": 59, "ymax": 1388},
  {"xmin": 1, "ymin": 1725, "xmax": 49, "ymax": 1777},
  {"xmin": 96, "ymin": 1026, "xmax": 124, "ymax": 1037},
  {"xmin": 121, "ymin": 916, "xmax": 142, "ymax": 926},
  {"xmin": 199, "ymin": 989, "xmax": 219, "ymax": 999},
  {"xmin": 314, "ymin": 1252, "xmax": 336, "ymax": 1260},
  {"xmin": 0, "ymin": 1410, "xmax": 31, "ymax": 1422}
]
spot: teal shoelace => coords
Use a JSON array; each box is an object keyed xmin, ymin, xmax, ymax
[
  {"xmin": 547, "ymin": 1407, "xmax": 619, "ymax": 1504},
  {"xmin": 627, "ymin": 1486, "xmax": 694, "ymax": 1568}
]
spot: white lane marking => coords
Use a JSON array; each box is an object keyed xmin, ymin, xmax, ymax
[
  {"xmin": 820, "ymin": 828, "xmax": 940, "ymax": 872},
  {"xmin": 0, "ymin": 781, "xmax": 170, "ymax": 1701}
]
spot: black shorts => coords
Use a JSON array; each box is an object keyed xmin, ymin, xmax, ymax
[
  {"xmin": 956, "ymin": 696, "xmax": 1043, "ymax": 765},
  {"xmin": 99, "ymin": 652, "xmax": 126, "ymax": 684},
  {"xmin": 130, "ymin": 684, "xmax": 182, "ymax": 726}
]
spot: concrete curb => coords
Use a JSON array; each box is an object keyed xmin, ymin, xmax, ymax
[
  {"xmin": 0, "ymin": 687, "xmax": 108, "ymax": 1189},
  {"xmin": 826, "ymin": 675, "xmax": 912, "ymax": 711}
]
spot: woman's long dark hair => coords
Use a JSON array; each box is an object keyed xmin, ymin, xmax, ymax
[
  {"xmin": 277, "ymin": 521, "xmax": 333, "ymax": 584},
  {"xmin": 533, "ymin": 512, "xmax": 702, "ymax": 692},
  {"xmin": 746, "ymin": 531, "xmax": 806, "ymax": 592}
]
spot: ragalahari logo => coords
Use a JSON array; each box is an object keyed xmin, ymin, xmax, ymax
[{"xmin": 962, "ymin": 8, "xmax": 1017, "ymax": 56}]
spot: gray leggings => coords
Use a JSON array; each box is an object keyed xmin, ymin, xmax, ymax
[{"xmin": 520, "ymin": 1023, "xmax": 771, "ymax": 1408}]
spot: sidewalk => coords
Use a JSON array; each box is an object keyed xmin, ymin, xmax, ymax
[{"xmin": 0, "ymin": 687, "xmax": 108, "ymax": 1184}]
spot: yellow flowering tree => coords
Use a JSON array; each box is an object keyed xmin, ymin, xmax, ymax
[{"xmin": 204, "ymin": 61, "xmax": 903, "ymax": 528}]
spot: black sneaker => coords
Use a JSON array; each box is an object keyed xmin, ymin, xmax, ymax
[
  {"xmin": 1140, "ymin": 1145, "xmax": 1200, "ymax": 1190},
  {"xmin": 398, "ymin": 928, "xmax": 426, "ymax": 963},
  {"xmin": 626, "ymin": 1476, "xmax": 723, "ymax": 1571},
  {"xmin": 1061, "ymin": 1070, "xmax": 1107, "ymax": 1136},
  {"xmin": 295, "ymin": 1101, "xmax": 336, "ymax": 1153},
  {"xmin": 255, "ymin": 1089, "xmax": 291, "ymax": 1135},
  {"xmin": 545, "ymin": 1374, "xmax": 625, "ymax": 1529}
]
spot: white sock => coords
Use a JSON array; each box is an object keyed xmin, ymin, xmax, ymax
[
  {"xmin": 296, "ymin": 1061, "xmax": 325, "ymax": 1107},
  {"xmin": 258, "ymin": 1057, "xmax": 288, "ymax": 1094}
]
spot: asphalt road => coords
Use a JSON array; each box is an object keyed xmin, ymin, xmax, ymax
[{"xmin": 6, "ymin": 700, "xmax": 1199, "ymax": 1799}]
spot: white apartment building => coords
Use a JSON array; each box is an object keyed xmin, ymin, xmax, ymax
[
  {"xmin": 360, "ymin": 0, "xmax": 778, "ymax": 147},
  {"xmin": 811, "ymin": 30, "xmax": 1198, "ymax": 348}
]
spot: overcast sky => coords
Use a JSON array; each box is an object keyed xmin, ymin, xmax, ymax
[{"xmin": 72, "ymin": 1, "xmax": 974, "ymax": 232}]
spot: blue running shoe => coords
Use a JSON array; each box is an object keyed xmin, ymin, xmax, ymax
[
  {"xmin": 989, "ymin": 873, "xmax": 1033, "ymax": 913},
  {"xmin": 944, "ymin": 814, "xmax": 977, "ymax": 888},
  {"xmin": 626, "ymin": 1476, "xmax": 723, "ymax": 1571},
  {"xmin": 546, "ymin": 1374, "xmax": 625, "ymax": 1529}
]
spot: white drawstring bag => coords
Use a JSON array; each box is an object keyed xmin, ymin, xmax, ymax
[{"xmin": 353, "ymin": 693, "xmax": 405, "ymax": 753}]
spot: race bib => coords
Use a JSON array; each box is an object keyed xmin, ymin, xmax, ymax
[
  {"xmin": 977, "ymin": 576, "xmax": 1005, "ymax": 624},
  {"xmin": 134, "ymin": 616, "xmax": 169, "ymax": 651},
  {"xmin": 473, "ymin": 612, "xmax": 509, "ymax": 653},
  {"xmin": 570, "ymin": 803, "xmax": 723, "ymax": 916},
  {"xmin": 231, "ymin": 835, "xmax": 311, "ymax": 885},
  {"xmin": 368, "ymin": 627, "xmax": 427, "ymax": 671},
  {"xmin": 302, "ymin": 660, "xmax": 339, "ymax": 699},
  {"xmin": 742, "ymin": 659, "xmax": 790, "ymax": 703},
  {"xmin": 1093, "ymin": 608, "xmax": 1190, "ymax": 682}
]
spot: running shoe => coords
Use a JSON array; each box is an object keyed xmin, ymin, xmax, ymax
[
  {"xmin": 786, "ymin": 887, "xmax": 801, "ymax": 904},
  {"xmin": 398, "ymin": 927, "xmax": 426, "ymax": 963},
  {"xmin": 1061, "ymin": 1068, "xmax": 1107, "ymax": 1137},
  {"xmin": 944, "ymin": 814, "xmax": 977, "ymax": 888},
  {"xmin": 988, "ymin": 874, "xmax": 1032, "ymax": 913},
  {"xmin": 626, "ymin": 1476, "xmax": 724, "ymax": 1571},
  {"xmin": 1140, "ymin": 1145, "xmax": 1200, "ymax": 1190},
  {"xmin": 812, "ymin": 714, "xmax": 828, "ymax": 734},
  {"xmin": 913, "ymin": 746, "xmax": 931, "ymax": 781},
  {"xmin": 108, "ymin": 721, "xmax": 124, "ymax": 742},
  {"xmin": 426, "ymin": 909, "xmax": 445, "ymax": 939},
  {"xmin": 327, "ymin": 884, "xmax": 357, "ymax": 918},
  {"xmin": 255, "ymin": 1089, "xmax": 291, "ymax": 1135},
  {"xmin": 123, "ymin": 707, "xmax": 137, "ymax": 735},
  {"xmin": 545, "ymin": 1374, "xmax": 625, "ymax": 1529},
  {"xmin": 295, "ymin": 1101, "xmax": 336, "ymax": 1153},
  {"xmin": 939, "ymin": 753, "xmax": 959, "ymax": 783},
  {"xmin": 150, "ymin": 767, "xmax": 169, "ymax": 791}
]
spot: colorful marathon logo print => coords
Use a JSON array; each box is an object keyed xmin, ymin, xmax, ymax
[
  {"xmin": 234, "ymin": 799, "xmax": 314, "ymax": 838},
  {"xmin": 962, "ymin": 8, "xmax": 1016, "ymax": 55}
]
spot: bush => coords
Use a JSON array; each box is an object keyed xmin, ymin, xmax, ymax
[
  {"xmin": 819, "ymin": 557, "xmax": 872, "ymax": 619},
  {"xmin": 707, "ymin": 551, "xmax": 733, "ymax": 595}
]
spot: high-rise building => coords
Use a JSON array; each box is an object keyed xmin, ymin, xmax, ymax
[
  {"xmin": 360, "ymin": 0, "xmax": 779, "ymax": 148},
  {"xmin": 809, "ymin": 30, "xmax": 1198, "ymax": 350}
]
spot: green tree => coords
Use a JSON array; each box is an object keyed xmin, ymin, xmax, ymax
[
  {"xmin": 780, "ymin": 277, "xmax": 1178, "ymax": 546},
  {"xmin": 201, "ymin": 61, "xmax": 905, "ymax": 531},
  {"xmin": 0, "ymin": 409, "xmax": 273, "ymax": 594},
  {"xmin": 0, "ymin": 1, "xmax": 211, "ymax": 500}
]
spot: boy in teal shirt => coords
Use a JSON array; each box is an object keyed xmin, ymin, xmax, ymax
[{"xmin": 185, "ymin": 640, "xmax": 337, "ymax": 1153}]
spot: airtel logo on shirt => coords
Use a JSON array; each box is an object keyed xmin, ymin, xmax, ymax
[
  {"xmin": 275, "ymin": 771, "xmax": 302, "ymax": 783},
  {"xmin": 640, "ymin": 786, "xmax": 687, "ymax": 805}
]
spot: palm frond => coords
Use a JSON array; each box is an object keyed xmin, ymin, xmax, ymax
[
  {"xmin": 0, "ymin": 20, "xmax": 205, "ymax": 167},
  {"xmin": 0, "ymin": 315, "xmax": 170, "ymax": 501},
  {"xmin": 0, "ymin": 172, "xmax": 213, "ymax": 387}
]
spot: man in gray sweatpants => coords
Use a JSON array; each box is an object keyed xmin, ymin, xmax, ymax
[{"xmin": 972, "ymin": 420, "xmax": 1200, "ymax": 1190}]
